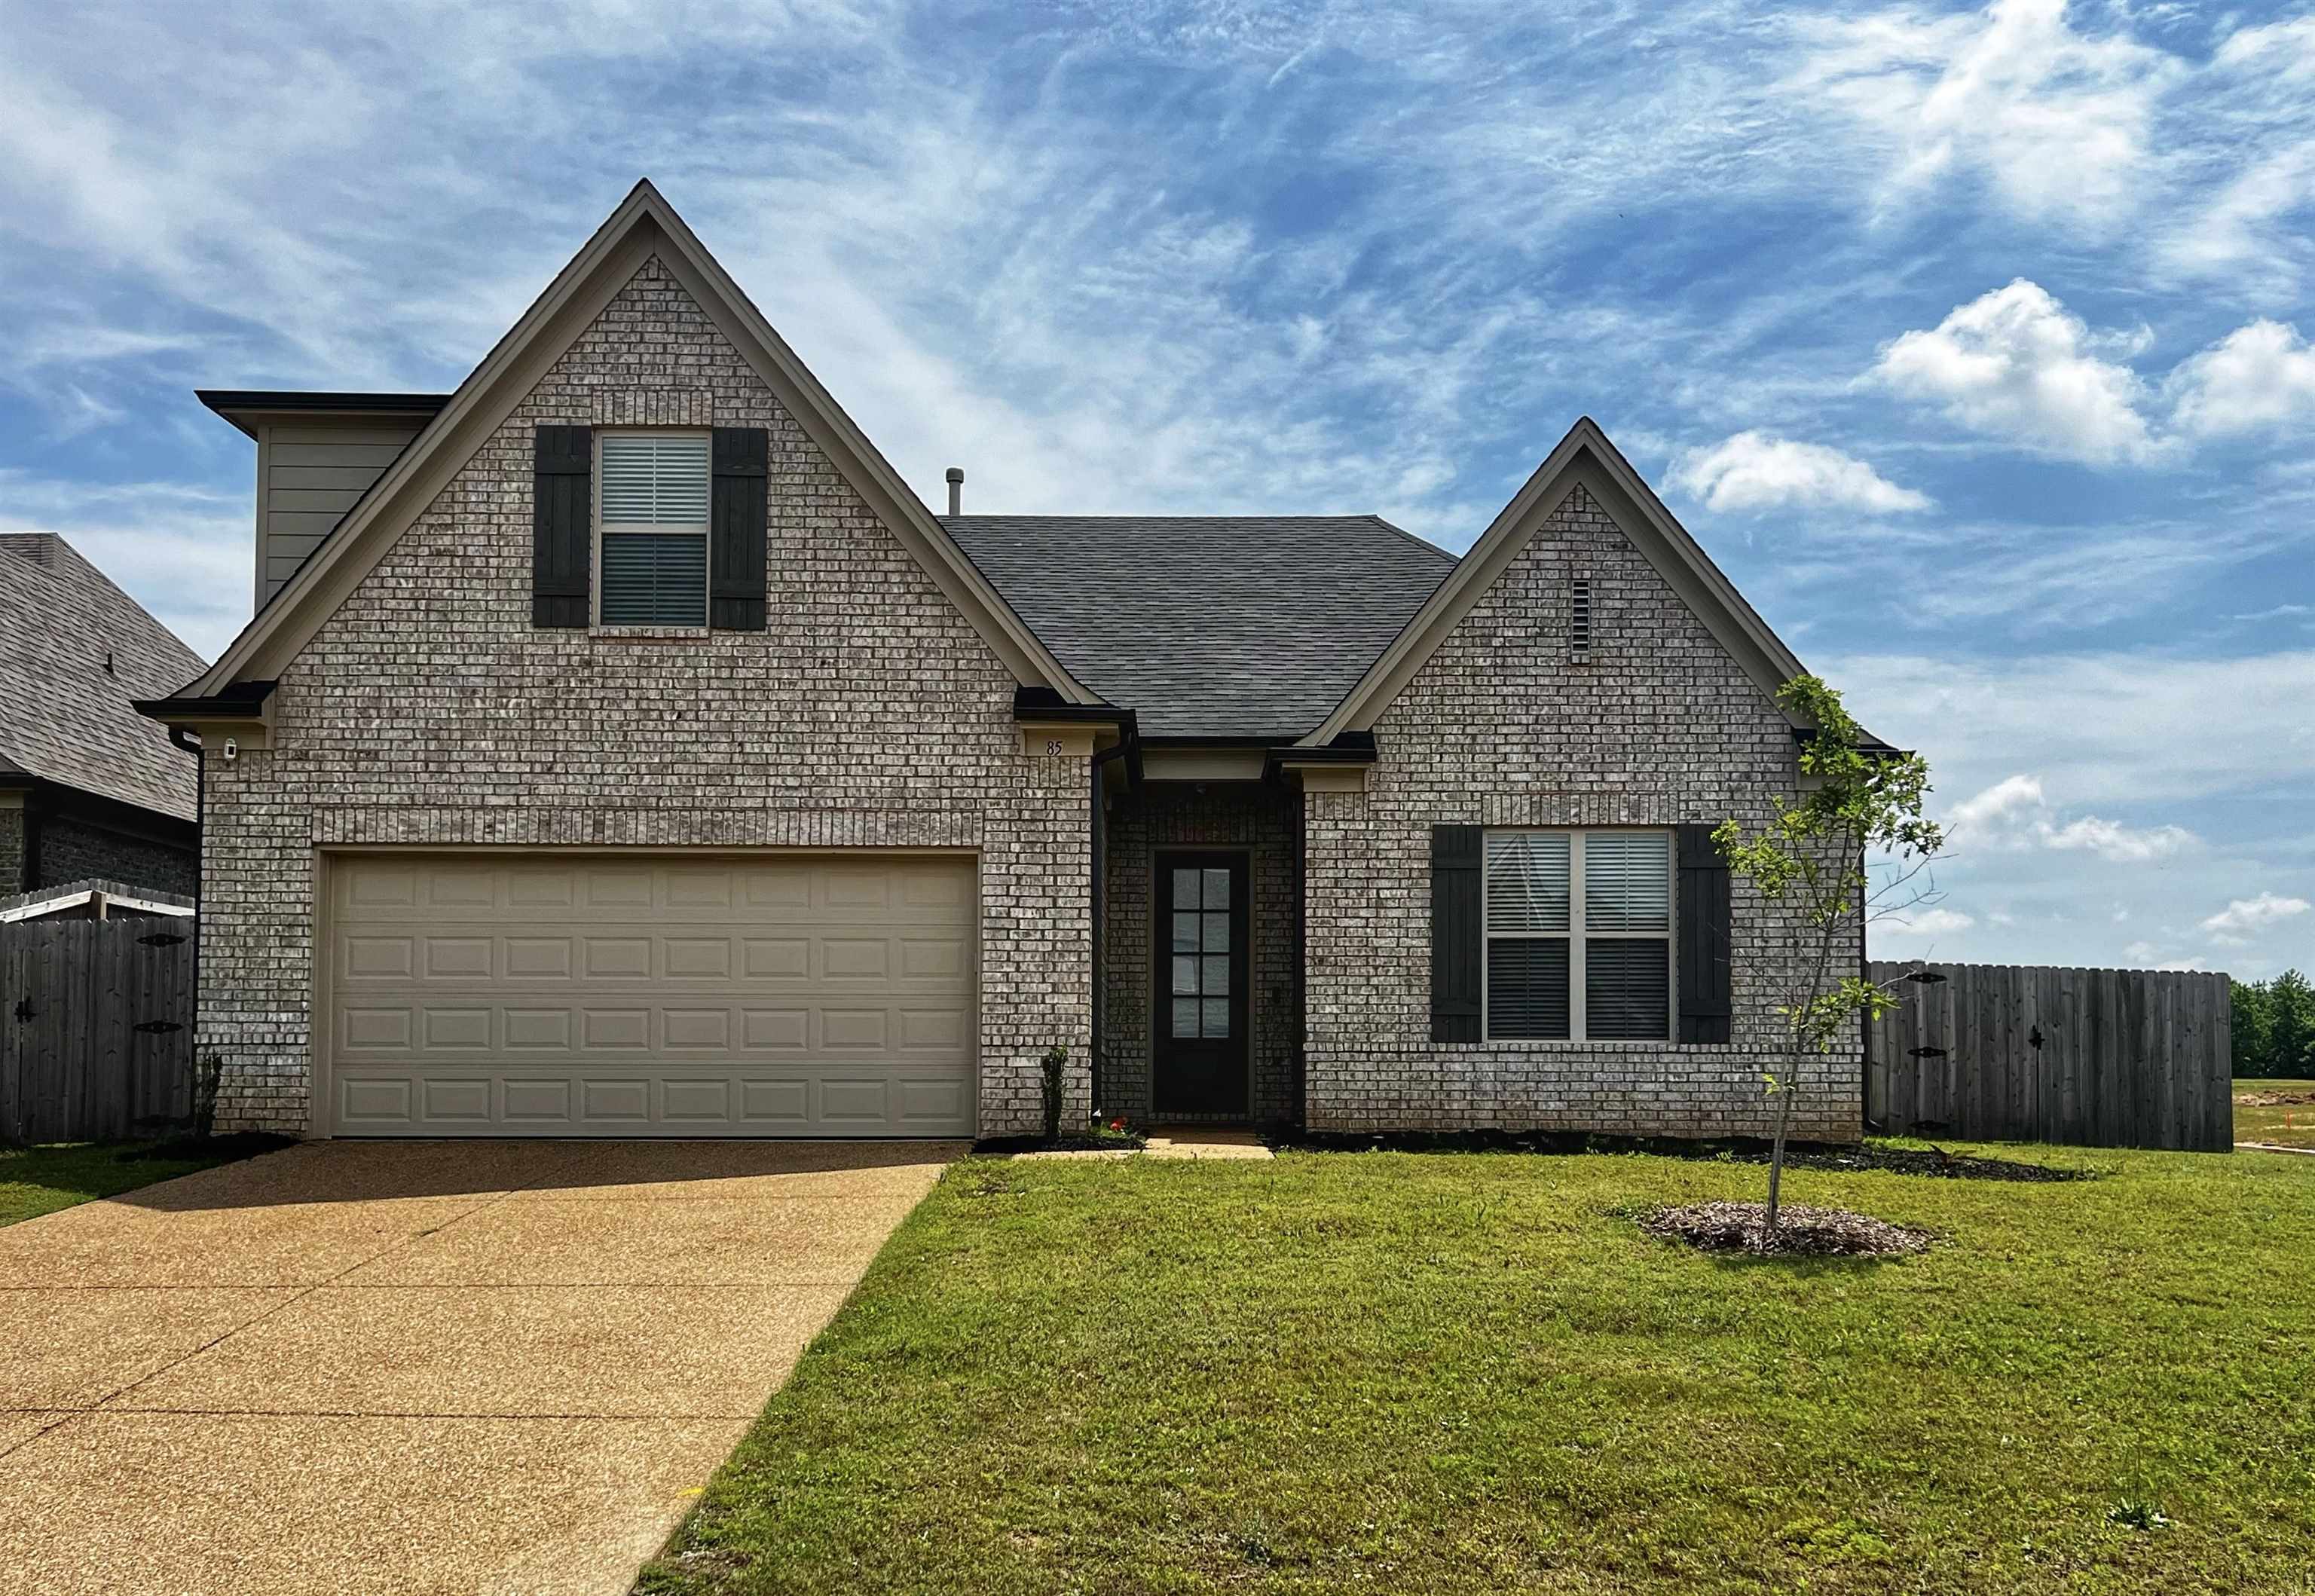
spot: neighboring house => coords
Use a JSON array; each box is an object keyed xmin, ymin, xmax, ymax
[
  {"xmin": 0, "ymin": 534, "xmax": 205, "ymax": 900},
  {"xmin": 140, "ymin": 182, "xmax": 1862, "ymax": 1144}
]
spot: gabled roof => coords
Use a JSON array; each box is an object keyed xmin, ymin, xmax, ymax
[
  {"xmin": 1299, "ymin": 417, "xmax": 1814, "ymax": 746},
  {"xmin": 178, "ymin": 182, "xmax": 1100, "ymax": 705},
  {"xmin": 947, "ymin": 515, "xmax": 1452, "ymax": 739},
  {"xmin": 0, "ymin": 534, "xmax": 204, "ymax": 820}
]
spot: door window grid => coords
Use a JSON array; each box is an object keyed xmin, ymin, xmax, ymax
[{"xmin": 1169, "ymin": 866, "xmax": 1233, "ymax": 1039}]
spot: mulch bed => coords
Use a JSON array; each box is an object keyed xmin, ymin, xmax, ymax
[
  {"xmin": 1639, "ymin": 1200, "xmax": 1933, "ymax": 1258},
  {"xmin": 1278, "ymin": 1129, "xmax": 2090, "ymax": 1182},
  {"xmin": 118, "ymin": 1133, "xmax": 298, "ymax": 1163},
  {"xmin": 2234, "ymin": 1089, "xmax": 2315, "ymax": 1107},
  {"xmin": 974, "ymin": 1133, "xmax": 1148, "ymax": 1154}
]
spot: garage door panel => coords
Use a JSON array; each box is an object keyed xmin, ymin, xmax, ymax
[
  {"xmin": 821, "ymin": 938, "xmax": 890, "ymax": 980},
  {"xmin": 581, "ymin": 1078, "xmax": 653, "ymax": 1121},
  {"xmin": 505, "ymin": 937, "xmax": 575, "ymax": 979},
  {"xmin": 662, "ymin": 1009, "xmax": 732, "ymax": 1049},
  {"xmin": 421, "ymin": 1077, "xmax": 493, "ymax": 1122},
  {"xmin": 329, "ymin": 855, "xmax": 975, "ymax": 1136},
  {"xmin": 584, "ymin": 868, "xmax": 654, "ymax": 907},
  {"xmin": 740, "ymin": 1008, "xmax": 810, "ymax": 1050},
  {"xmin": 582, "ymin": 938, "xmax": 653, "ymax": 980},
  {"xmin": 422, "ymin": 1008, "xmax": 492, "ymax": 1050},
  {"xmin": 503, "ymin": 1079, "xmax": 573, "ymax": 1123},
  {"xmin": 739, "ymin": 1078, "xmax": 812, "ymax": 1124}
]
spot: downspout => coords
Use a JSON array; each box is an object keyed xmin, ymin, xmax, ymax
[{"xmin": 1089, "ymin": 741, "xmax": 1132, "ymax": 1119}]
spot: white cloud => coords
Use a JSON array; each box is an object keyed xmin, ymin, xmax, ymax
[
  {"xmin": 1839, "ymin": 650, "xmax": 2315, "ymax": 811},
  {"xmin": 2038, "ymin": 814, "xmax": 2195, "ymax": 864},
  {"xmin": 1870, "ymin": 280, "xmax": 2161, "ymax": 464},
  {"xmin": 1943, "ymin": 773, "xmax": 2195, "ymax": 864},
  {"xmin": 1875, "ymin": 907, "xmax": 1976, "ymax": 939},
  {"xmin": 1669, "ymin": 430, "xmax": 1931, "ymax": 515},
  {"xmin": 2200, "ymin": 892, "xmax": 2311, "ymax": 944},
  {"xmin": 2166, "ymin": 319, "xmax": 2315, "ymax": 439},
  {"xmin": 1784, "ymin": 0, "xmax": 2180, "ymax": 233},
  {"xmin": 1947, "ymin": 772, "xmax": 2044, "ymax": 831}
]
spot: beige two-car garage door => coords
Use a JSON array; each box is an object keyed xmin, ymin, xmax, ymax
[{"xmin": 326, "ymin": 853, "xmax": 977, "ymax": 1136}]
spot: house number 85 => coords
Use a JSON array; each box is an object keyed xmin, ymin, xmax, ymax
[{"xmin": 1045, "ymin": 738, "xmax": 1065, "ymax": 755}]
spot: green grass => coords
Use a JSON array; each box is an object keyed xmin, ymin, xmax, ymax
[
  {"xmin": 2234, "ymin": 1080, "xmax": 2315, "ymax": 1149},
  {"xmin": 0, "ymin": 1139, "xmax": 253, "ymax": 1227},
  {"xmin": 640, "ymin": 1143, "xmax": 2315, "ymax": 1595}
]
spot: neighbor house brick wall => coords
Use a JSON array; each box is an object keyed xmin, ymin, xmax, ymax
[
  {"xmin": 0, "ymin": 805, "xmax": 23, "ymax": 896},
  {"xmin": 1301, "ymin": 481, "xmax": 1861, "ymax": 1141},
  {"xmin": 35, "ymin": 811, "xmax": 199, "ymax": 898},
  {"xmin": 197, "ymin": 256, "xmax": 1090, "ymax": 1137},
  {"xmin": 1100, "ymin": 781, "xmax": 1301, "ymax": 1124}
]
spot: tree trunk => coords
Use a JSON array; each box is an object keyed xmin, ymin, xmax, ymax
[{"xmin": 1765, "ymin": 1048, "xmax": 1800, "ymax": 1231}]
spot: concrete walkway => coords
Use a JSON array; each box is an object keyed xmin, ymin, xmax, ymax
[{"xmin": 0, "ymin": 1139, "xmax": 959, "ymax": 1596}]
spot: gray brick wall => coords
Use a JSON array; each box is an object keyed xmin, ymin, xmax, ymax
[
  {"xmin": 197, "ymin": 256, "xmax": 1091, "ymax": 1137},
  {"xmin": 1100, "ymin": 781, "xmax": 1301, "ymax": 1124},
  {"xmin": 1302, "ymin": 482, "xmax": 1861, "ymax": 1141},
  {"xmin": 35, "ymin": 812, "xmax": 199, "ymax": 899},
  {"xmin": 0, "ymin": 806, "xmax": 22, "ymax": 896}
]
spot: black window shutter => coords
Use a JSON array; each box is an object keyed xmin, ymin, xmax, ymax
[
  {"xmin": 531, "ymin": 425, "xmax": 592, "ymax": 628},
  {"xmin": 709, "ymin": 427, "xmax": 769, "ymax": 630},
  {"xmin": 1430, "ymin": 824, "xmax": 1483, "ymax": 1042},
  {"xmin": 1677, "ymin": 824, "xmax": 1732, "ymax": 1043}
]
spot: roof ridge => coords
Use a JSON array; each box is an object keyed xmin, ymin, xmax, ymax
[
  {"xmin": 942, "ymin": 512, "xmax": 1401, "ymax": 523},
  {"xmin": 1359, "ymin": 513, "xmax": 1456, "ymax": 565}
]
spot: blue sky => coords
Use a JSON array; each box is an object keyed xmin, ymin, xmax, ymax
[{"xmin": 2, "ymin": 0, "xmax": 2310, "ymax": 975}]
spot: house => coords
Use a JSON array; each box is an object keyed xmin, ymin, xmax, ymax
[
  {"xmin": 1, "ymin": 533, "xmax": 205, "ymax": 900},
  {"xmin": 138, "ymin": 182, "xmax": 1861, "ymax": 1144}
]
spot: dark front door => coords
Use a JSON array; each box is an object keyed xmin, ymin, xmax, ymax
[{"xmin": 1153, "ymin": 852, "xmax": 1249, "ymax": 1117}]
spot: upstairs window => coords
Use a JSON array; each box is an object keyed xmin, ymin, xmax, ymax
[
  {"xmin": 1484, "ymin": 830, "xmax": 1672, "ymax": 1041},
  {"xmin": 598, "ymin": 433, "xmax": 710, "ymax": 625}
]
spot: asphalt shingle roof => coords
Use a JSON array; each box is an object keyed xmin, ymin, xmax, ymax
[
  {"xmin": 944, "ymin": 514, "xmax": 1455, "ymax": 740},
  {"xmin": 0, "ymin": 534, "xmax": 206, "ymax": 821}
]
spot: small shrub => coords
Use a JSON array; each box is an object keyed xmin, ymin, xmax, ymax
[{"xmin": 1038, "ymin": 1046, "xmax": 1068, "ymax": 1144}]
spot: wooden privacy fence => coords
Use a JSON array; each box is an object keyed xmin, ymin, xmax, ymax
[
  {"xmin": 1865, "ymin": 961, "xmax": 2232, "ymax": 1151},
  {"xmin": 1, "ymin": 917, "xmax": 197, "ymax": 1143}
]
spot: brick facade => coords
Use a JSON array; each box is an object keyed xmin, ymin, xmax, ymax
[
  {"xmin": 1301, "ymin": 482, "xmax": 1861, "ymax": 1141},
  {"xmin": 197, "ymin": 257, "xmax": 1092, "ymax": 1137},
  {"xmin": 34, "ymin": 809, "xmax": 200, "ymax": 899},
  {"xmin": 0, "ymin": 795, "xmax": 198, "ymax": 900},
  {"xmin": 1100, "ymin": 781, "xmax": 1301, "ymax": 1124},
  {"xmin": 0, "ymin": 806, "xmax": 21, "ymax": 897}
]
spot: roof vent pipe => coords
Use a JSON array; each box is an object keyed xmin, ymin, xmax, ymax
[{"xmin": 944, "ymin": 466, "xmax": 964, "ymax": 517}]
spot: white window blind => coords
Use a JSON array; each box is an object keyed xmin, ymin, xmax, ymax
[
  {"xmin": 601, "ymin": 434, "xmax": 709, "ymax": 527},
  {"xmin": 598, "ymin": 433, "xmax": 709, "ymax": 626},
  {"xmin": 1485, "ymin": 832, "xmax": 1570, "ymax": 933},
  {"xmin": 1484, "ymin": 830, "xmax": 1674, "ymax": 1042},
  {"xmin": 1584, "ymin": 833, "xmax": 1670, "ymax": 931}
]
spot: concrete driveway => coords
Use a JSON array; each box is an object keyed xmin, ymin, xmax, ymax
[{"xmin": 0, "ymin": 1139, "xmax": 960, "ymax": 1596}]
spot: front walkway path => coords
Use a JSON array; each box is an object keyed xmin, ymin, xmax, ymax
[{"xmin": 0, "ymin": 1139, "xmax": 959, "ymax": 1595}]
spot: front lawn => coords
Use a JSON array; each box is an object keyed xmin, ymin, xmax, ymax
[
  {"xmin": 2235, "ymin": 1080, "xmax": 2315, "ymax": 1148},
  {"xmin": 0, "ymin": 1139, "xmax": 258, "ymax": 1227},
  {"xmin": 640, "ymin": 1142, "xmax": 2315, "ymax": 1595}
]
